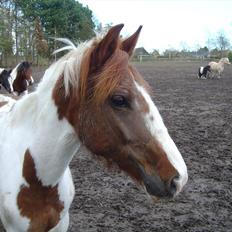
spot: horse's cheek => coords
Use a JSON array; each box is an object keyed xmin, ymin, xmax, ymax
[{"xmin": 79, "ymin": 113, "xmax": 114, "ymax": 155}]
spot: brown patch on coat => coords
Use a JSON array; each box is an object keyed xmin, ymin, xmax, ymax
[
  {"xmin": 17, "ymin": 149, "xmax": 64, "ymax": 231},
  {"xmin": 0, "ymin": 101, "xmax": 8, "ymax": 108},
  {"xmin": 52, "ymin": 74, "xmax": 81, "ymax": 134}
]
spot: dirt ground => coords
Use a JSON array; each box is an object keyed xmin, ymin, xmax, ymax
[{"xmin": 0, "ymin": 61, "xmax": 231, "ymax": 231}]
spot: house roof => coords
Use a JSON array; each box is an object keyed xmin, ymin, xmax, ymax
[{"xmin": 134, "ymin": 47, "xmax": 149, "ymax": 56}]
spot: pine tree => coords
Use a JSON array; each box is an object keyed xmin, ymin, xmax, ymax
[{"xmin": 34, "ymin": 17, "xmax": 48, "ymax": 58}]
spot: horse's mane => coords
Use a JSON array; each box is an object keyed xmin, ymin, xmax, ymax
[
  {"xmin": 37, "ymin": 34, "xmax": 128, "ymax": 104},
  {"xmin": 10, "ymin": 63, "xmax": 20, "ymax": 81},
  {"xmin": 37, "ymin": 39, "xmax": 94, "ymax": 96}
]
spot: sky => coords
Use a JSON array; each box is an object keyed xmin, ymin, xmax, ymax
[{"xmin": 79, "ymin": 0, "xmax": 232, "ymax": 52}]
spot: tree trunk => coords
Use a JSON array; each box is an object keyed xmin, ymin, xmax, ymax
[{"xmin": 14, "ymin": 3, "xmax": 19, "ymax": 64}]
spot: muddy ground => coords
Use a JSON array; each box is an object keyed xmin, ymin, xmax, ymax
[{"xmin": 1, "ymin": 61, "xmax": 231, "ymax": 231}]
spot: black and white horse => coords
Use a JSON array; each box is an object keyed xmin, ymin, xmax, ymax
[
  {"xmin": 198, "ymin": 65, "xmax": 211, "ymax": 79},
  {"xmin": 0, "ymin": 68, "xmax": 13, "ymax": 93}
]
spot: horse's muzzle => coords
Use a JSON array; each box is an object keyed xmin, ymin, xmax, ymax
[
  {"xmin": 138, "ymin": 163, "xmax": 178, "ymax": 198},
  {"xmin": 127, "ymin": 155, "xmax": 178, "ymax": 198}
]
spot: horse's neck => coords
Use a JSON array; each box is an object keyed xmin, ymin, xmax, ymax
[
  {"xmin": 11, "ymin": 91, "xmax": 81, "ymax": 186},
  {"xmin": 218, "ymin": 61, "xmax": 225, "ymax": 71},
  {"xmin": 11, "ymin": 53, "xmax": 85, "ymax": 186},
  {"xmin": 10, "ymin": 64, "xmax": 19, "ymax": 82}
]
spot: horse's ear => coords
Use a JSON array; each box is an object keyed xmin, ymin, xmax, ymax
[
  {"xmin": 89, "ymin": 24, "xmax": 124, "ymax": 74},
  {"xmin": 121, "ymin": 25, "xmax": 143, "ymax": 57}
]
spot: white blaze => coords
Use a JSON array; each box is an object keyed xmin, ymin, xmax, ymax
[
  {"xmin": 135, "ymin": 82, "xmax": 188, "ymax": 195},
  {"xmin": 30, "ymin": 76, "xmax": 34, "ymax": 84}
]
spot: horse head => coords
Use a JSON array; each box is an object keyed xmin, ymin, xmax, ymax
[
  {"xmin": 53, "ymin": 24, "xmax": 188, "ymax": 200},
  {"xmin": 0, "ymin": 69, "xmax": 13, "ymax": 93},
  {"xmin": 220, "ymin": 57, "xmax": 231, "ymax": 65},
  {"xmin": 18, "ymin": 61, "xmax": 34, "ymax": 85},
  {"xmin": 12, "ymin": 61, "xmax": 34, "ymax": 95}
]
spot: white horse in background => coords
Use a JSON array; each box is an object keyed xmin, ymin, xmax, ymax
[{"xmin": 208, "ymin": 57, "xmax": 231, "ymax": 78}]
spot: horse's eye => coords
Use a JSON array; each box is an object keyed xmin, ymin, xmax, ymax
[{"xmin": 110, "ymin": 95, "xmax": 128, "ymax": 108}]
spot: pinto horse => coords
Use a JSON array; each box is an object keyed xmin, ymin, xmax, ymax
[
  {"xmin": 208, "ymin": 57, "xmax": 231, "ymax": 78},
  {"xmin": 0, "ymin": 24, "xmax": 188, "ymax": 231},
  {"xmin": 10, "ymin": 61, "xmax": 34, "ymax": 96},
  {"xmin": 0, "ymin": 68, "xmax": 13, "ymax": 93},
  {"xmin": 198, "ymin": 65, "xmax": 211, "ymax": 79}
]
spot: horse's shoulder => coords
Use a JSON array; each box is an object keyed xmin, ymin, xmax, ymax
[
  {"xmin": 16, "ymin": 149, "xmax": 65, "ymax": 231},
  {"xmin": 0, "ymin": 95, "xmax": 15, "ymax": 113}
]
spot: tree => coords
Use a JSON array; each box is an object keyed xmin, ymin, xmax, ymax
[
  {"xmin": 0, "ymin": 0, "xmax": 96, "ymax": 65},
  {"xmin": 34, "ymin": 17, "xmax": 48, "ymax": 63},
  {"xmin": 0, "ymin": 3, "xmax": 14, "ymax": 66},
  {"xmin": 206, "ymin": 37, "xmax": 215, "ymax": 51},
  {"xmin": 228, "ymin": 51, "xmax": 232, "ymax": 62},
  {"xmin": 0, "ymin": 0, "xmax": 36, "ymax": 64},
  {"xmin": 180, "ymin": 41, "xmax": 189, "ymax": 52},
  {"xmin": 18, "ymin": 0, "xmax": 96, "ymax": 54},
  {"xmin": 197, "ymin": 46, "xmax": 209, "ymax": 58},
  {"xmin": 215, "ymin": 31, "xmax": 230, "ymax": 57}
]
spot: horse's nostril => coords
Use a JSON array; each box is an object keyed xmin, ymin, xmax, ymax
[{"xmin": 167, "ymin": 175, "xmax": 179, "ymax": 197}]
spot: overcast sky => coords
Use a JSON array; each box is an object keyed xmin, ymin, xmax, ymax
[{"xmin": 79, "ymin": 0, "xmax": 232, "ymax": 52}]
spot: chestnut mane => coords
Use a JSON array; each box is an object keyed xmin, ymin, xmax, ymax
[{"xmin": 40, "ymin": 34, "xmax": 137, "ymax": 106}]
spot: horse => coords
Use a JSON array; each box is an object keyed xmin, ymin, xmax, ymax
[
  {"xmin": 0, "ymin": 24, "xmax": 188, "ymax": 231},
  {"xmin": 0, "ymin": 68, "xmax": 13, "ymax": 93},
  {"xmin": 198, "ymin": 65, "xmax": 211, "ymax": 79},
  {"xmin": 10, "ymin": 61, "xmax": 34, "ymax": 96},
  {"xmin": 208, "ymin": 57, "xmax": 231, "ymax": 78}
]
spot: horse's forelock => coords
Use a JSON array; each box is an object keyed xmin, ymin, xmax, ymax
[
  {"xmin": 64, "ymin": 43, "xmax": 147, "ymax": 106},
  {"xmin": 76, "ymin": 44, "xmax": 136, "ymax": 105},
  {"xmin": 17, "ymin": 61, "xmax": 31, "ymax": 73},
  {"xmin": 54, "ymin": 29, "xmax": 142, "ymax": 105},
  {"xmin": 88, "ymin": 50, "xmax": 130, "ymax": 104}
]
